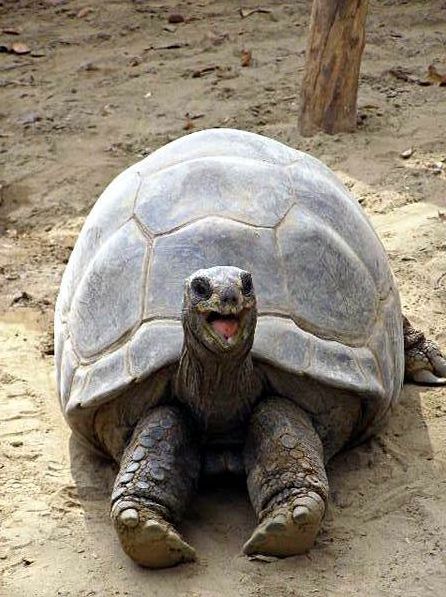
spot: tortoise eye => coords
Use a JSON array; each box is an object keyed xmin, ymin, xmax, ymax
[
  {"xmin": 191, "ymin": 277, "xmax": 212, "ymax": 300},
  {"xmin": 241, "ymin": 272, "xmax": 253, "ymax": 295}
]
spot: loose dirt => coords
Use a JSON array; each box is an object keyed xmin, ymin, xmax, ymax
[{"xmin": 1, "ymin": 1, "xmax": 445, "ymax": 596}]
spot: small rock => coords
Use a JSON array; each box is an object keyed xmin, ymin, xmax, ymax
[
  {"xmin": 30, "ymin": 49, "xmax": 46, "ymax": 58},
  {"xmin": 3, "ymin": 27, "xmax": 22, "ymax": 35},
  {"xmin": 11, "ymin": 291, "xmax": 32, "ymax": 305},
  {"xmin": 77, "ymin": 7, "xmax": 93, "ymax": 18},
  {"xmin": 11, "ymin": 42, "xmax": 31, "ymax": 55},
  {"xmin": 431, "ymin": 162, "xmax": 444, "ymax": 175},
  {"xmin": 79, "ymin": 61, "xmax": 99, "ymax": 72},
  {"xmin": 17, "ymin": 111, "xmax": 41, "ymax": 125},
  {"xmin": 400, "ymin": 148, "xmax": 414, "ymax": 159},
  {"xmin": 241, "ymin": 48, "xmax": 252, "ymax": 67},
  {"xmin": 168, "ymin": 13, "xmax": 185, "ymax": 24}
]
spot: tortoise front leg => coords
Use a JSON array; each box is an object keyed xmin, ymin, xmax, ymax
[
  {"xmin": 403, "ymin": 316, "xmax": 446, "ymax": 384},
  {"xmin": 243, "ymin": 397, "xmax": 328, "ymax": 557},
  {"xmin": 111, "ymin": 405, "xmax": 200, "ymax": 568}
]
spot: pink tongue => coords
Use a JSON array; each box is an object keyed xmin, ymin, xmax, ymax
[{"xmin": 211, "ymin": 318, "xmax": 239, "ymax": 339}]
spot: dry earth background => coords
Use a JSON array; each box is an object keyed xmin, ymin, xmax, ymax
[{"xmin": 1, "ymin": 1, "xmax": 446, "ymax": 596}]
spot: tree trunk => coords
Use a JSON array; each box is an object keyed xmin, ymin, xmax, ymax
[{"xmin": 299, "ymin": 0, "xmax": 369, "ymax": 136}]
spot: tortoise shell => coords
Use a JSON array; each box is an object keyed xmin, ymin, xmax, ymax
[{"xmin": 55, "ymin": 129, "xmax": 404, "ymax": 443}]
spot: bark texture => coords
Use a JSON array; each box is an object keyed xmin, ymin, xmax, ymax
[{"xmin": 299, "ymin": 0, "xmax": 369, "ymax": 136}]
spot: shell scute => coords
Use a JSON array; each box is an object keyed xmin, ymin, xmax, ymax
[
  {"xmin": 277, "ymin": 206, "xmax": 377, "ymax": 344},
  {"xmin": 145, "ymin": 217, "xmax": 288, "ymax": 319},
  {"xmin": 67, "ymin": 345, "xmax": 132, "ymax": 411},
  {"xmin": 134, "ymin": 157, "xmax": 292, "ymax": 234},
  {"xmin": 69, "ymin": 220, "xmax": 147, "ymax": 359},
  {"xmin": 56, "ymin": 169, "xmax": 140, "ymax": 320},
  {"xmin": 287, "ymin": 161, "xmax": 392, "ymax": 298},
  {"xmin": 128, "ymin": 321, "xmax": 183, "ymax": 380},
  {"xmin": 55, "ymin": 129, "xmax": 404, "ymax": 444}
]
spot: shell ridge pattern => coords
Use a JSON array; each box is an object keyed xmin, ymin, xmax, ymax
[
  {"xmin": 152, "ymin": 214, "xmax": 276, "ymax": 238},
  {"xmin": 138, "ymin": 154, "xmax": 290, "ymax": 184},
  {"xmin": 365, "ymin": 291, "xmax": 403, "ymax": 400},
  {"xmin": 353, "ymin": 340, "xmax": 383, "ymax": 393},
  {"xmin": 285, "ymin": 155, "xmax": 357, "ymax": 207},
  {"xmin": 127, "ymin": 320, "xmax": 183, "ymax": 381},
  {"xmin": 288, "ymin": 203, "xmax": 379, "ymax": 289},
  {"xmin": 253, "ymin": 315, "xmax": 384, "ymax": 397},
  {"xmin": 57, "ymin": 169, "xmax": 142, "ymax": 323},
  {"xmin": 74, "ymin": 322, "xmax": 139, "ymax": 367},
  {"xmin": 130, "ymin": 129, "xmax": 301, "ymax": 181},
  {"xmin": 141, "ymin": 314, "xmax": 182, "ymax": 323},
  {"xmin": 57, "ymin": 129, "xmax": 400, "ymax": 435},
  {"xmin": 272, "ymin": 223, "xmax": 292, "ymax": 320},
  {"xmin": 134, "ymin": 154, "xmax": 294, "ymax": 235},
  {"xmin": 59, "ymin": 339, "xmax": 79, "ymax": 406},
  {"xmin": 277, "ymin": 204, "xmax": 379, "ymax": 343},
  {"xmin": 67, "ymin": 364, "xmax": 90, "ymax": 410},
  {"xmin": 69, "ymin": 220, "xmax": 147, "ymax": 360},
  {"xmin": 257, "ymin": 310, "xmax": 367, "ymax": 347},
  {"xmin": 285, "ymin": 160, "xmax": 391, "ymax": 296},
  {"xmin": 138, "ymin": 238, "xmax": 153, "ymax": 322},
  {"xmin": 125, "ymin": 129, "xmax": 305, "ymax": 186},
  {"xmin": 64, "ymin": 215, "xmax": 134, "ymax": 325}
]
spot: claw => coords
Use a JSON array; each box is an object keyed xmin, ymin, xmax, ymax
[
  {"xmin": 119, "ymin": 508, "xmax": 139, "ymax": 528},
  {"xmin": 412, "ymin": 370, "xmax": 446, "ymax": 385},
  {"xmin": 430, "ymin": 355, "xmax": 446, "ymax": 377},
  {"xmin": 292, "ymin": 505, "xmax": 310, "ymax": 523},
  {"xmin": 142, "ymin": 519, "xmax": 166, "ymax": 539},
  {"xmin": 267, "ymin": 514, "xmax": 287, "ymax": 532}
]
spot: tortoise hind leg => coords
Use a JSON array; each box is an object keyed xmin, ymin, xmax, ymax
[
  {"xmin": 403, "ymin": 316, "xmax": 446, "ymax": 385},
  {"xmin": 110, "ymin": 405, "xmax": 200, "ymax": 568},
  {"xmin": 243, "ymin": 397, "xmax": 328, "ymax": 557}
]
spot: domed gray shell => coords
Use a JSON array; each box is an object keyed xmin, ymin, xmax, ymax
[{"xmin": 55, "ymin": 128, "xmax": 404, "ymax": 439}]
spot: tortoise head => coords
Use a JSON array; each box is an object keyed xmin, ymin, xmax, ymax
[{"xmin": 182, "ymin": 266, "xmax": 257, "ymax": 355}]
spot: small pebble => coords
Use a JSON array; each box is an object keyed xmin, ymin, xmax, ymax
[{"xmin": 400, "ymin": 148, "xmax": 414, "ymax": 159}]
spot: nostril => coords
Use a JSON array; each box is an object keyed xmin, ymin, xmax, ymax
[{"xmin": 221, "ymin": 288, "xmax": 239, "ymax": 307}]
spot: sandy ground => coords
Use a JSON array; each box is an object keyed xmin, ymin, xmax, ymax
[{"xmin": 1, "ymin": 1, "xmax": 446, "ymax": 596}]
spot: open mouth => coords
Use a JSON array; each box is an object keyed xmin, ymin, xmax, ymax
[{"xmin": 205, "ymin": 311, "xmax": 242, "ymax": 343}]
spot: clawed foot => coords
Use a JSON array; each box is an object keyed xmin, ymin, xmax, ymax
[
  {"xmin": 112, "ymin": 500, "xmax": 195, "ymax": 568},
  {"xmin": 403, "ymin": 317, "xmax": 446, "ymax": 385},
  {"xmin": 243, "ymin": 491, "xmax": 325, "ymax": 558},
  {"xmin": 406, "ymin": 339, "xmax": 446, "ymax": 385}
]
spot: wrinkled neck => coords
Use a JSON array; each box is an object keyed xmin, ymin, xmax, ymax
[{"xmin": 174, "ymin": 334, "xmax": 260, "ymax": 432}]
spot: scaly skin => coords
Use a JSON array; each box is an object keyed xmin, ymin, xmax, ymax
[
  {"xmin": 111, "ymin": 406, "xmax": 200, "ymax": 568},
  {"xmin": 403, "ymin": 316, "xmax": 446, "ymax": 384},
  {"xmin": 243, "ymin": 397, "xmax": 328, "ymax": 557}
]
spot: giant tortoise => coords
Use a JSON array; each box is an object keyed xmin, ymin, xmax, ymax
[{"xmin": 55, "ymin": 128, "xmax": 446, "ymax": 568}]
